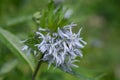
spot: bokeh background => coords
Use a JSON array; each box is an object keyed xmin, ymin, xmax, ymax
[{"xmin": 0, "ymin": 0, "xmax": 120, "ymax": 80}]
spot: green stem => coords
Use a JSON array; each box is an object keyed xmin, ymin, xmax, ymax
[{"xmin": 32, "ymin": 54, "xmax": 44, "ymax": 80}]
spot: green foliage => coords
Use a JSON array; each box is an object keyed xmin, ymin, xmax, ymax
[
  {"xmin": 33, "ymin": 0, "xmax": 69, "ymax": 32},
  {"xmin": 0, "ymin": 59, "xmax": 18, "ymax": 75},
  {"xmin": 0, "ymin": 27, "xmax": 35, "ymax": 72},
  {"xmin": 0, "ymin": 0, "xmax": 120, "ymax": 80}
]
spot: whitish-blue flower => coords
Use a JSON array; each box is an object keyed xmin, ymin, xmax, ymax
[{"xmin": 23, "ymin": 23, "xmax": 86, "ymax": 73}]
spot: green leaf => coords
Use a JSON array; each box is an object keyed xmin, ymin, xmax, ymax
[
  {"xmin": 35, "ymin": 0, "xmax": 69, "ymax": 32},
  {"xmin": 24, "ymin": 37, "xmax": 40, "ymax": 50},
  {"xmin": 0, "ymin": 59, "xmax": 18, "ymax": 75},
  {"xmin": 0, "ymin": 27, "xmax": 35, "ymax": 72}
]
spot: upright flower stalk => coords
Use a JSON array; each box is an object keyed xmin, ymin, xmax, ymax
[{"xmin": 22, "ymin": 0, "xmax": 87, "ymax": 80}]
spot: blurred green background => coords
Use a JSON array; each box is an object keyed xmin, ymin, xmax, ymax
[{"xmin": 0, "ymin": 0, "xmax": 120, "ymax": 80}]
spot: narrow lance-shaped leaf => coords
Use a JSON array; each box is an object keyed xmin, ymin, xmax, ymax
[{"xmin": 0, "ymin": 27, "xmax": 35, "ymax": 72}]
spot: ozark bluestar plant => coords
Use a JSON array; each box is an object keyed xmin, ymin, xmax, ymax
[
  {"xmin": 22, "ymin": 1, "xmax": 86, "ymax": 80},
  {"xmin": 22, "ymin": 23, "xmax": 87, "ymax": 73}
]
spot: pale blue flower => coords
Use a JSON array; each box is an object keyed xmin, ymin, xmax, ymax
[
  {"xmin": 22, "ymin": 45, "xmax": 28, "ymax": 51},
  {"xmin": 23, "ymin": 23, "xmax": 86, "ymax": 73}
]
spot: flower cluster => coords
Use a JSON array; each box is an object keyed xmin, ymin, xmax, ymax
[{"xmin": 22, "ymin": 23, "xmax": 86, "ymax": 73}]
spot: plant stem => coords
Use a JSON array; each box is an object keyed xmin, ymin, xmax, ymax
[{"xmin": 32, "ymin": 54, "xmax": 44, "ymax": 80}]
